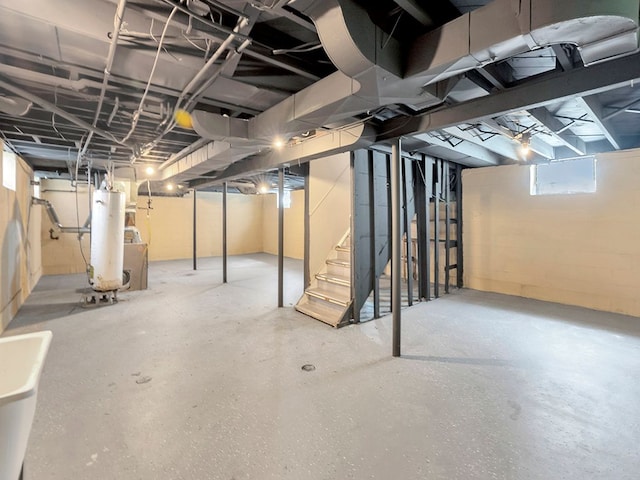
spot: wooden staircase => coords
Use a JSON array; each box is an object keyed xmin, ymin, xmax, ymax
[{"xmin": 295, "ymin": 234, "xmax": 352, "ymax": 327}]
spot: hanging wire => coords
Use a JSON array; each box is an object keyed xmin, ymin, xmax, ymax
[
  {"xmin": 121, "ymin": 6, "xmax": 178, "ymax": 144},
  {"xmin": 382, "ymin": 11, "xmax": 403, "ymax": 50}
]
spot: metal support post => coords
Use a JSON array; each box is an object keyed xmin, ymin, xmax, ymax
[
  {"xmin": 278, "ymin": 167, "xmax": 284, "ymax": 308},
  {"xmin": 192, "ymin": 189, "xmax": 197, "ymax": 271},
  {"xmin": 402, "ymin": 158, "xmax": 414, "ymax": 306},
  {"xmin": 456, "ymin": 165, "xmax": 464, "ymax": 288},
  {"xmin": 444, "ymin": 161, "xmax": 451, "ymax": 294},
  {"xmin": 434, "ymin": 160, "xmax": 441, "ymax": 298},
  {"xmin": 370, "ymin": 151, "xmax": 380, "ymax": 319},
  {"xmin": 222, "ymin": 182, "xmax": 228, "ymax": 283},
  {"xmin": 303, "ymin": 163, "xmax": 310, "ymax": 290},
  {"xmin": 391, "ymin": 138, "xmax": 402, "ymax": 357}
]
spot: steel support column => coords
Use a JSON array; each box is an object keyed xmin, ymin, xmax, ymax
[
  {"xmin": 455, "ymin": 165, "xmax": 464, "ymax": 288},
  {"xmin": 415, "ymin": 155, "xmax": 431, "ymax": 301},
  {"xmin": 222, "ymin": 182, "xmax": 228, "ymax": 283},
  {"xmin": 192, "ymin": 189, "xmax": 197, "ymax": 271},
  {"xmin": 303, "ymin": 162, "xmax": 311, "ymax": 290},
  {"xmin": 434, "ymin": 160, "xmax": 441, "ymax": 298},
  {"xmin": 278, "ymin": 167, "xmax": 284, "ymax": 308},
  {"xmin": 444, "ymin": 162, "xmax": 451, "ymax": 293},
  {"xmin": 402, "ymin": 158, "xmax": 414, "ymax": 306},
  {"xmin": 391, "ymin": 139, "xmax": 402, "ymax": 357},
  {"xmin": 370, "ymin": 151, "xmax": 380, "ymax": 319}
]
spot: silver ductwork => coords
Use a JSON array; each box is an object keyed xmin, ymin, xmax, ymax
[
  {"xmin": 32, "ymin": 197, "xmax": 91, "ymax": 235},
  {"xmin": 187, "ymin": 0, "xmax": 638, "ymax": 175}
]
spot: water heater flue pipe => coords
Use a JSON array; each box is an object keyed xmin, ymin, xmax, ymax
[{"xmin": 32, "ymin": 197, "xmax": 91, "ymax": 235}]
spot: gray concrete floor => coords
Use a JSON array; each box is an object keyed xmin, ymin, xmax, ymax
[{"xmin": 5, "ymin": 253, "xmax": 640, "ymax": 480}]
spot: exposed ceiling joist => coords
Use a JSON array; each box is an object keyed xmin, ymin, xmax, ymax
[
  {"xmin": 551, "ymin": 44, "xmax": 574, "ymax": 72},
  {"xmin": 410, "ymin": 131, "xmax": 503, "ymax": 166},
  {"xmin": 578, "ymin": 96, "xmax": 622, "ymax": 150},
  {"xmin": 441, "ymin": 126, "xmax": 521, "ymax": 161},
  {"xmin": 379, "ymin": 52, "xmax": 640, "ymax": 142},
  {"xmin": 478, "ymin": 118, "xmax": 554, "ymax": 159},
  {"xmin": 527, "ymin": 107, "xmax": 586, "ymax": 155}
]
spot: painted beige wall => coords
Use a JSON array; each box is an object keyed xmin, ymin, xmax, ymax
[
  {"xmin": 261, "ymin": 190, "xmax": 304, "ymax": 259},
  {"xmin": 40, "ymin": 185, "xmax": 264, "ymax": 271},
  {"xmin": 309, "ymin": 152, "xmax": 351, "ymax": 277},
  {"xmin": 137, "ymin": 191, "xmax": 263, "ymax": 261},
  {"xmin": 0, "ymin": 148, "xmax": 41, "ymax": 332},
  {"xmin": 463, "ymin": 150, "xmax": 640, "ymax": 317},
  {"xmin": 40, "ymin": 179, "xmax": 92, "ymax": 275}
]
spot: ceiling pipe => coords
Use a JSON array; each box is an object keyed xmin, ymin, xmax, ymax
[
  {"xmin": 0, "ymin": 64, "xmax": 163, "ymax": 105},
  {"xmin": 81, "ymin": 0, "xmax": 128, "ymax": 157},
  {"xmin": 0, "ymin": 76, "xmax": 131, "ymax": 149},
  {"xmin": 137, "ymin": 0, "xmax": 320, "ymax": 81},
  {"xmin": 132, "ymin": 12, "xmax": 254, "ymax": 165},
  {"xmin": 154, "ymin": 0, "xmax": 251, "ymax": 40},
  {"xmin": 176, "ymin": 16, "xmax": 250, "ymax": 110}
]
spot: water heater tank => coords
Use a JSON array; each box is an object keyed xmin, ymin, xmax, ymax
[{"xmin": 90, "ymin": 190, "xmax": 125, "ymax": 291}]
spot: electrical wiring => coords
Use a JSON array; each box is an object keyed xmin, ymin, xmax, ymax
[
  {"xmin": 272, "ymin": 42, "xmax": 323, "ymax": 55},
  {"xmin": 121, "ymin": 6, "xmax": 179, "ymax": 144}
]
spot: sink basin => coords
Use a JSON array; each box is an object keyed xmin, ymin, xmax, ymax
[{"xmin": 0, "ymin": 331, "xmax": 52, "ymax": 480}]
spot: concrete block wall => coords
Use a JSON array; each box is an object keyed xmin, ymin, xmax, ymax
[{"xmin": 463, "ymin": 150, "xmax": 640, "ymax": 317}]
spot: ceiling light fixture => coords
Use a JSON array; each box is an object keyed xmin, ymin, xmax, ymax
[
  {"xmin": 273, "ymin": 137, "xmax": 285, "ymax": 149},
  {"xmin": 145, "ymin": 166, "xmax": 154, "ymax": 175},
  {"xmin": 519, "ymin": 132, "xmax": 531, "ymax": 157},
  {"xmin": 166, "ymin": 183, "xmax": 174, "ymax": 191}
]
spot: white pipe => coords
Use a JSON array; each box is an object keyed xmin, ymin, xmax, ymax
[
  {"xmin": 176, "ymin": 17, "xmax": 249, "ymax": 110},
  {"xmin": 82, "ymin": 0, "xmax": 128, "ymax": 156}
]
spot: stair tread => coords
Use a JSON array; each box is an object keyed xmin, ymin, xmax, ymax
[
  {"xmin": 306, "ymin": 287, "xmax": 351, "ymax": 306},
  {"xmin": 295, "ymin": 300, "xmax": 343, "ymax": 327},
  {"xmin": 316, "ymin": 272, "xmax": 351, "ymax": 286},
  {"xmin": 336, "ymin": 245, "xmax": 350, "ymax": 252},
  {"xmin": 326, "ymin": 258, "xmax": 350, "ymax": 267}
]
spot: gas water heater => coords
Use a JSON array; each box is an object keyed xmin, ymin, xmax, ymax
[{"xmin": 90, "ymin": 189, "xmax": 126, "ymax": 291}]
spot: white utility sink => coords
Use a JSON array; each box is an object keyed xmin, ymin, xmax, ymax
[{"xmin": 0, "ymin": 331, "xmax": 52, "ymax": 480}]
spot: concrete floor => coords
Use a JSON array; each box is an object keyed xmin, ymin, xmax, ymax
[{"xmin": 5, "ymin": 253, "xmax": 640, "ymax": 480}]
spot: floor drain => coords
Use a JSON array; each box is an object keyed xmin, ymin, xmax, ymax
[{"xmin": 301, "ymin": 364, "xmax": 316, "ymax": 372}]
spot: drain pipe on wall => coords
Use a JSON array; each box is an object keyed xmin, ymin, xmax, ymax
[{"xmin": 391, "ymin": 138, "xmax": 402, "ymax": 357}]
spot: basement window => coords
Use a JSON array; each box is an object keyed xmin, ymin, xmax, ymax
[
  {"xmin": 2, "ymin": 150, "xmax": 16, "ymax": 191},
  {"xmin": 530, "ymin": 157, "xmax": 597, "ymax": 196}
]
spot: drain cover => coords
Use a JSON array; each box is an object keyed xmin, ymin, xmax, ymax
[{"xmin": 301, "ymin": 364, "xmax": 316, "ymax": 372}]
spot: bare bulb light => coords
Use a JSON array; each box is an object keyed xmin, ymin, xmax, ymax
[
  {"xmin": 145, "ymin": 166, "xmax": 155, "ymax": 175},
  {"xmin": 273, "ymin": 137, "xmax": 285, "ymax": 149},
  {"xmin": 166, "ymin": 183, "xmax": 174, "ymax": 191}
]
